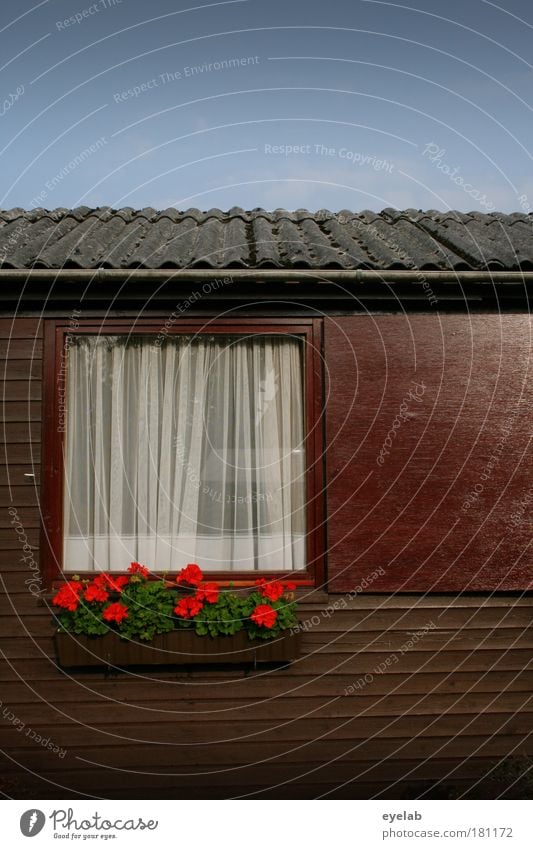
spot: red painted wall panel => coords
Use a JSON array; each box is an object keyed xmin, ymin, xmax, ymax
[{"xmin": 324, "ymin": 315, "xmax": 532, "ymax": 592}]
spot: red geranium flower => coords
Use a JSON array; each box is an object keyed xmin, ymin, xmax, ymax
[
  {"xmin": 255, "ymin": 579, "xmax": 284, "ymax": 602},
  {"xmin": 52, "ymin": 580, "xmax": 83, "ymax": 612},
  {"xmin": 84, "ymin": 580, "xmax": 109, "ymax": 603},
  {"xmin": 128, "ymin": 562, "xmax": 150, "ymax": 578},
  {"xmin": 284, "ymin": 581, "xmax": 297, "ymax": 592},
  {"xmin": 251, "ymin": 603, "xmax": 278, "ymax": 629},
  {"xmin": 196, "ymin": 582, "xmax": 219, "ymax": 604},
  {"xmin": 103, "ymin": 575, "xmax": 129, "ymax": 592},
  {"xmin": 102, "ymin": 602, "xmax": 129, "ymax": 624},
  {"xmin": 176, "ymin": 563, "xmax": 203, "ymax": 587},
  {"xmin": 174, "ymin": 596, "xmax": 204, "ymax": 619}
]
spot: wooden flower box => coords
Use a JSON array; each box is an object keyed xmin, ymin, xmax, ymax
[{"xmin": 55, "ymin": 629, "xmax": 301, "ymax": 668}]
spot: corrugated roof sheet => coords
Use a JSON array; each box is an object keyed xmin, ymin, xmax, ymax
[{"xmin": 0, "ymin": 206, "xmax": 532, "ymax": 270}]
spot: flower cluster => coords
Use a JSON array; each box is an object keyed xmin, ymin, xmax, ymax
[
  {"xmin": 52, "ymin": 580, "xmax": 83, "ymax": 612},
  {"xmin": 102, "ymin": 602, "xmax": 129, "ymax": 624},
  {"xmin": 250, "ymin": 604, "xmax": 278, "ymax": 629},
  {"xmin": 173, "ymin": 566, "xmax": 220, "ymax": 621},
  {"xmin": 53, "ymin": 563, "xmax": 298, "ymax": 641},
  {"xmin": 52, "ymin": 563, "xmax": 142, "ymax": 626}
]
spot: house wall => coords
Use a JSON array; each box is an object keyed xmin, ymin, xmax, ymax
[
  {"xmin": 325, "ymin": 314, "xmax": 532, "ymax": 592},
  {"xmin": 0, "ymin": 315, "xmax": 532, "ymax": 800}
]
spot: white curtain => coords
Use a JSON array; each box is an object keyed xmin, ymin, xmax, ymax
[{"xmin": 63, "ymin": 334, "xmax": 306, "ymax": 572}]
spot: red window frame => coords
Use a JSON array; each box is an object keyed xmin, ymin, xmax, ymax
[{"xmin": 41, "ymin": 317, "xmax": 325, "ymax": 589}]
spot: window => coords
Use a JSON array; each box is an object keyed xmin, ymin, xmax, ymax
[{"xmin": 42, "ymin": 319, "xmax": 324, "ymax": 585}]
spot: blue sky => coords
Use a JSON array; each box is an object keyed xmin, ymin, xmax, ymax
[{"xmin": 1, "ymin": 0, "xmax": 532, "ymax": 212}]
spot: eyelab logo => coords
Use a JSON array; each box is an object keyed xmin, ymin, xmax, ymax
[{"xmin": 20, "ymin": 809, "xmax": 46, "ymax": 837}]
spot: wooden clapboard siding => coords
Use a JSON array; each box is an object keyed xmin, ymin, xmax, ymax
[
  {"xmin": 2, "ymin": 380, "xmax": 41, "ymax": 400},
  {"xmin": 2, "ymin": 403, "xmax": 41, "ymax": 422},
  {"xmin": 1, "ymin": 581, "xmax": 533, "ymax": 798},
  {"xmin": 0, "ymin": 318, "xmax": 44, "ymax": 338},
  {"xmin": 0, "ymin": 465, "xmax": 40, "ymax": 486},
  {"xmin": 0, "ymin": 528, "xmax": 40, "ymax": 549},
  {"xmin": 324, "ymin": 314, "xmax": 533, "ymax": 592},
  {"xmin": 0, "ymin": 319, "xmax": 42, "ymax": 530},
  {"xmin": 0, "ymin": 338, "xmax": 43, "ymax": 358},
  {"xmin": 0, "ymin": 315, "xmax": 532, "ymax": 800},
  {"xmin": 1, "ymin": 359, "xmax": 42, "ymax": 380}
]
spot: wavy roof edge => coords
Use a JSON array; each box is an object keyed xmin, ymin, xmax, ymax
[
  {"xmin": 1, "ymin": 206, "xmax": 532, "ymax": 222},
  {"xmin": 1, "ymin": 207, "xmax": 532, "ymax": 272}
]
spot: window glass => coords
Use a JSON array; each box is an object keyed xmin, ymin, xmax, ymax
[{"xmin": 63, "ymin": 334, "xmax": 306, "ymax": 572}]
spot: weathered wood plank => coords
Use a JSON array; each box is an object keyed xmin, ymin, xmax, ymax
[
  {"xmin": 0, "ymin": 507, "xmax": 41, "ymax": 528},
  {"xmin": 2, "ymin": 711, "xmax": 533, "ymax": 754},
  {"xmin": 0, "ymin": 423, "xmax": 40, "ymax": 444},
  {"xmin": 0, "ymin": 690, "xmax": 531, "ymax": 729},
  {"xmin": 0, "ymin": 755, "xmax": 518, "ymax": 798},
  {"xmin": 0, "ymin": 487, "xmax": 39, "ymax": 508},
  {"xmin": 1, "ymin": 402, "xmax": 41, "ymax": 422},
  {"xmin": 290, "ymin": 607, "xmax": 533, "ymax": 631},
  {"xmin": 0, "ymin": 339, "xmax": 43, "ymax": 358},
  {"xmin": 1, "ymin": 668, "xmax": 532, "ymax": 703},
  {"xmin": 1, "ymin": 633, "xmax": 532, "ymax": 676},
  {"xmin": 0, "ymin": 380, "xmax": 41, "ymax": 401},
  {"xmin": 0, "ymin": 444, "xmax": 41, "ymax": 463},
  {"xmin": 0, "ymin": 360, "xmax": 42, "ymax": 380},
  {"xmin": 0, "ymin": 527, "xmax": 40, "ymax": 548},
  {"xmin": 0, "ymin": 319, "xmax": 43, "ymax": 338},
  {"xmin": 0, "ymin": 465, "xmax": 40, "ymax": 485},
  {"xmin": 3, "ymin": 733, "xmax": 532, "ymax": 773}
]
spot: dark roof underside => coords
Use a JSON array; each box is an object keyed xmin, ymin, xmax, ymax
[{"xmin": 0, "ymin": 207, "xmax": 532, "ymax": 272}]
